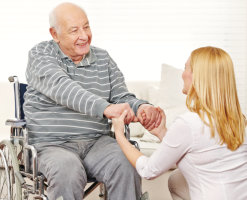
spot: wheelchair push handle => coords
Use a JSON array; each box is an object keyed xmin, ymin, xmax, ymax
[{"xmin": 8, "ymin": 76, "xmax": 18, "ymax": 83}]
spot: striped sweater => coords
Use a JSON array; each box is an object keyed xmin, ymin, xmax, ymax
[{"xmin": 23, "ymin": 40, "xmax": 148, "ymax": 144}]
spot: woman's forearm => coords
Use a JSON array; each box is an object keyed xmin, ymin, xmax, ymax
[
  {"xmin": 157, "ymin": 128, "xmax": 167, "ymax": 141},
  {"xmin": 115, "ymin": 134, "xmax": 143, "ymax": 168}
]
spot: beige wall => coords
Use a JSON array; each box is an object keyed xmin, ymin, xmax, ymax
[{"xmin": 0, "ymin": 81, "xmax": 15, "ymax": 141}]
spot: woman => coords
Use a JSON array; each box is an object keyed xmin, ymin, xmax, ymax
[{"xmin": 112, "ymin": 47, "xmax": 247, "ymax": 200}]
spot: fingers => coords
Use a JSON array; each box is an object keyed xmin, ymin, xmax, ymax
[
  {"xmin": 109, "ymin": 103, "xmax": 139, "ymax": 125},
  {"xmin": 157, "ymin": 107, "xmax": 166, "ymax": 121},
  {"xmin": 137, "ymin": 105, "xmax": 151, "ymax": 128},
  {"xmin": 124, "ymin": 113, "xmax": 131, "ymax": 124},
  {"xmin": 137, "ymin": 109, "xmax": 144, "ymax": 124},
  {"xmin": 137, "ymin": 110, "xmax": 147, "ymax": 126},
  {"xmin": 139, "ymin": 106, "xmax": 166, "ymax": 131},
  {"xmin": 159, "ymin": 107, "xmax": 166, "ymax": 117},
  {"xmin": 155, "ymin": 112, "xmax": 162, "ymax": 127},
  {"xmin": 144, "ymin": 115, "xmax": 154, "ymax": 130},
  {"xmin": 153, "ymin": 107, "xmax": 166, "ymax": 129},
  {"xmin": 142, "ymin": 107, "xmax": 158, "ymax": 130},
  {"xmin": 154, "ymin": 108, "xmax": 162, "ymax": 127},
  {"xmin": 145, "ymin": 111, "xmax": 155, "ymax": 128},
  {"xmin": 133, "ymin": 116, "xmax": 139, "ymax": 122},
  {"xmin": 124, "ymin": 108, "xmax": 136, "ymax": 124},
  {"xmin": 119, "ymin": 110, "xmax": 128, "ymax": 120},
  {"xmin": 112, "ymin": 109, "xmax": 128, "ymax": 133},
  {"xmin": 116, "ymin": 103, "xmax": 136, "ymax": 124},
  {"xmin": 141, "ymin": 111, "xmax": 146, "ymax": 121}
]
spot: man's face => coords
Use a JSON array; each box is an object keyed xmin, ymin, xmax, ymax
[{"xmin": 51, "ymin": 8, "xmax": 92, "ymax": 63}]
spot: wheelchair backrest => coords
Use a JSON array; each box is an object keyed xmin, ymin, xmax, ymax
[
  {"xmin": 9, "ymin": 76, "xmax": 27, "ymax": 120},
  {"xmin": 17, "ymin": 83, "xmax": 27, "ymax": 120}
]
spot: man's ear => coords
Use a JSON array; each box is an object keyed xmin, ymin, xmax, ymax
[{"xmin": 49, "ymin": 27, "xmax": 59, "ymax": 43}]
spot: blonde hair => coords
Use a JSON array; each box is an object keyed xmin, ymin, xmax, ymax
[{"xmin": 186, "ymin": 46, "xmax": 246, "ymax": 151}]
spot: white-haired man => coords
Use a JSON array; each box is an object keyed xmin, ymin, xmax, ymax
[{"xmin": 24, "ymin": 3, "xmax": 161, "ymax": 200}]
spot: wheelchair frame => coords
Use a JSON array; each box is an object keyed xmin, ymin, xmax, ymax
[{"xmin": 1, "ymin": 76, "xmax": 116, "ymax": 200}]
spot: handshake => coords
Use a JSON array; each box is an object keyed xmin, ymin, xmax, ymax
[{"xmin": 104, "ymin": 103, "xmax": 167, "ymax": 141}]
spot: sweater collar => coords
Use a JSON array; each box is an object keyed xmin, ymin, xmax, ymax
[{"xmin": 52, "ymin": 40, "xmax": 97, "ymax": 67}]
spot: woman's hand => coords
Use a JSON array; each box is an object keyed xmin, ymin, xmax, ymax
[
  {"xmin": 148, "ymin": 107, "xmax": 167, "ymax": 141},
  {"xmin": 112, "ymin": 110, "xmax": 143, "ymax": 168},
  {"xmin": 112, "ymin": 110, "xmax": 128, "ymax": 138}
]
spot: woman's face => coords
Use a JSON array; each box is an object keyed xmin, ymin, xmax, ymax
[{"xmin": 182, "ymin": 57, "xmax": 193, "ymax": 94}]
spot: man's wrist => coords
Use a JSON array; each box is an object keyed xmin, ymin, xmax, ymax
[
  {"xmin": 138, "ymin": 103, "xmax": 148, "ymax": 110},
  {"xmin": 137, "ymin": 103, "xmax": 153, "ymax": 112},
  {"xmin": 102, "ymin": 103, "xmax": 112, "ymax": 118}
]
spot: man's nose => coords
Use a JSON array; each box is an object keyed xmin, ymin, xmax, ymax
[{"xmin": 78, "ymin": 29, "xmax": 88, "ymax": 40}]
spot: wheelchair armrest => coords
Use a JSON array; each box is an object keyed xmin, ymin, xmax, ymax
[{"xmin": 5, "ymin": 118, "xmax": 26, "ymax": 128}]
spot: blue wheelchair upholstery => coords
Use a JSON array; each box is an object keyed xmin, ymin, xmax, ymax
[{"xmin": 14, "ymin": 83, "xmax": 27, "ymax": 120}]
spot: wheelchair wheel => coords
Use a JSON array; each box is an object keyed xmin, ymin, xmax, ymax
[{"xmin": 0, "ymin": 140, "xmax": 22, "ymax": 200}]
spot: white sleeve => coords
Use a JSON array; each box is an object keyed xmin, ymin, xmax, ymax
[{"xmin": 136, "ymin": 117, "xmax": 193, "ymax": 180}]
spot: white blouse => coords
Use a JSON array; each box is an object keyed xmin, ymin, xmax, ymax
[{"xmin": 136, "ymin": 112, "xmax": 247, "ymax": 200}]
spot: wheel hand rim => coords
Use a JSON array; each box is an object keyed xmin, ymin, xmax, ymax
[{"xmin": 0, "ymin": 149, "xmax": 11, "ymax": 200}]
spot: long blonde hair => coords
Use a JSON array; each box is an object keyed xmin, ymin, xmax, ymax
[{"xmin": 186, "ymin": 46, "xmax": 246, "ymax": 151}]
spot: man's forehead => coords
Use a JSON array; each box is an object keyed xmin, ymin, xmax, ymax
[
  {"xmin": 59, "ymin": 13, "xmax": 89, "ymax": 26},
  {"xmin": 67, "ymin": 21, "xmax": 89, "ymax": 29}
]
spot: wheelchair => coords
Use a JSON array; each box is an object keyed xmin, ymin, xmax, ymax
[{"xmin": 0, "ymin": 76, "xmax": 140, "ymax": 200}]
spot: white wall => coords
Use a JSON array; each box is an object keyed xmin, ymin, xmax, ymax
[{"xmin": 0, "ymin": 0, "xmax": 246, "ymax": 114}]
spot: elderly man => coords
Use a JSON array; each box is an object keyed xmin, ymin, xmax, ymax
[{"xmin": 24, "ymin": 3, "xmax": 160, "ymax": 200}]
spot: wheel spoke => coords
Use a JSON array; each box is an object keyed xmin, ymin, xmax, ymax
[
  {"xmin": 0, "ymin": 174, "xmax": 7, "ymax": 196},
  {"xmin": 0, "ymin": 148, "xmax": 11, "ymax": 200},
  {"xmin": 0, "ymin": 141, "xmax": 22, "ymax": 200}
]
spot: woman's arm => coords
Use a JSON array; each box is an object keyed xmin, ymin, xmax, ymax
[
  {"xmin": 113, "ymin": 109, "xmax": 193, "ymax": 180},
  {"xmin": 112, "ymin": 108, "xmax": 167, "ymax": 167},
  {"xmin": 113, "ymin": 110, "xmax": 143, "ymax": 167}
]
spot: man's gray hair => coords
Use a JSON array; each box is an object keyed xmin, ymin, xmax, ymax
[{"xmin": 49, "ymin": 8, "xmax": 59, "ymax": 31}]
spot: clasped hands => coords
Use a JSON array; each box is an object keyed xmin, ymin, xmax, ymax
[{"xmin": 104, "ymin": 103, "xmax": 167, "ymax": 140}]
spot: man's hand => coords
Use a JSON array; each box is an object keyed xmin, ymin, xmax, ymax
[
  {"xmin": 137, "ymin": 104, "xmax": 162, "ymax": 131},
  {"xmin": 104, "ymin": 103, "xmax": 138, "ymax": 124}
]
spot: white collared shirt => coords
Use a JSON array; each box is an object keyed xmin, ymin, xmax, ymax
[{"xmin": 136, "ymin": 112, "xmax": 247, "ymax": 200}]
